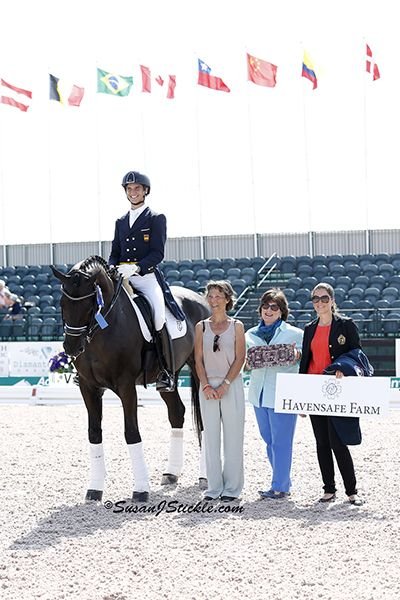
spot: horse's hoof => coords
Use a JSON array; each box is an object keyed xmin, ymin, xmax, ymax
[
  {"xmin": 199, "ymin": 477, "xmax": 208, "ymax": 490},
  {"xmin": 85, "ymin": 489, "xmax": 103, "ymax": 502},
  {"xmin": 132, "ymin": 491, "xmax": 149, "ymax": 503},
  {"xmin": 161, "ymin": 473, "xmax": 178, "ymax": 485}
]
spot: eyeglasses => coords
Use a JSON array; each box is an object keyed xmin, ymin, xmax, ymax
[
  {"xmin": 262, "ymin": 303, "xmax": 280, "ymax": 312},
  {"xmin": 311, "ymin": 295, "xmax": 331, "ymax": 304},
  {"xmin": 213, "ymin": 334, "xmax": 220, "ymax": 352}
]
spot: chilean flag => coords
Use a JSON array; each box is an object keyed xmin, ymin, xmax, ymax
[{"xmin": 197, "ymin": 59, "xmax": 230, "ymax": 92}]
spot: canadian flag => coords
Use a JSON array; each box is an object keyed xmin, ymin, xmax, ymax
[
  {"xmin": 140, "ymin": 65, "xmax": 176, "ymax": 99},
  {"xmin": 1, "ymin": 78, "xmax": 32, "ymax": 111},
  {"xmin": 366, "ymin": 44, "xmax": 380, "ymax": 81}
]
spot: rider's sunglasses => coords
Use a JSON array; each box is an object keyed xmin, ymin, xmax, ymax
[
  {"xmin": 213, "ymin": 335, "xmax": 220, "ymax": 352},
  {"xmin": 311, "ymin": 295, "xmax": 331, "ymax": 304},
  {"xmin": 262, "ymin": 303, "xmax": 280, "ymax": 312}
]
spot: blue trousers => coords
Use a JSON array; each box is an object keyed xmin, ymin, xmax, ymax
[{"xmin": 253, "ymin": 406, "xmax": 297, "ymax": 493}]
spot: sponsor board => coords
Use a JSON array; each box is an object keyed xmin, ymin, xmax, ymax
[{"xmin": 275, "ymin": 373, "xmax": 390, "ymax": 417}]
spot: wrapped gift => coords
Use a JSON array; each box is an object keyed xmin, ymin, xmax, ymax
[{"xmin": 246, "ymin": 343, "xmax": 296, "ymax": 369}]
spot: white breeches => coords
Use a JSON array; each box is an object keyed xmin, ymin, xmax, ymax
[{"xmin": 129, "ymin": 272, "xmax": 166, "ymax": 331}]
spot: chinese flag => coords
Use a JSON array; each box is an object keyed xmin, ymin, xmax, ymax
[{"xmin": 247, "ymin": 53, "xmax": 277, "ymax": 87}]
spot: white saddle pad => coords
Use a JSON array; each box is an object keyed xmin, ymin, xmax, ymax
[{"xmin": 122, "ymin": 287, "xmax": 187, "ymax": 342}]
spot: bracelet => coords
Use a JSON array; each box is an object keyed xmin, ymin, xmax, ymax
[
  {"xmin": 223, "ymin": 378, "xmax": 231, "ymax": 385},
  {"xmin": 202, "ymin": 384, "xmax": 212, "ymax": 391}
]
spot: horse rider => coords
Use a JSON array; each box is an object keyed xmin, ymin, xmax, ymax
[{"xmin": 109, "ymin": 171, "xmax": 178, "ymax": 392}]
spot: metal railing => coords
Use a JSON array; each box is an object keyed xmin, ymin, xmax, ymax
[{"xmin": 234, "ymin": 252, "xmax": 278, "ymax": 317}]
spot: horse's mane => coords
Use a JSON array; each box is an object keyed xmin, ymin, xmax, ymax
[{"xmin": 78, "ymin": 255, "xmax": 114, "ymax": 278}]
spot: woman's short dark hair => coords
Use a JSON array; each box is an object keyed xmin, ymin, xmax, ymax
[
  {"xmin": 258, "ymin": 288, "xmax": 289, "ymax": 321},
  {"xmin": 205, "ymin": 280, "xmax": 235, "ymax": 311}
]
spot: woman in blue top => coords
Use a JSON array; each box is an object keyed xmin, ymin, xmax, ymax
[{"xmin": 246, "ymin": 289, "xmax": 303, "ymax": 499}]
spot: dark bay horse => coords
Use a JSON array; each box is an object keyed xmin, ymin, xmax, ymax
[{"xmin": 51, "ymin": 256, "xmax": 210, "ymax": 502}]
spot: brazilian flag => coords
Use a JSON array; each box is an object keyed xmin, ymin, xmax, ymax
[{"xmin": 97, "ymin": 68, "xmax": 133, "ymax": 96}]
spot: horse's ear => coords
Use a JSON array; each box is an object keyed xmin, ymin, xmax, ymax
[{"xmin": 50, "ymin": 265, "xmax": 70, "ymax": 284}]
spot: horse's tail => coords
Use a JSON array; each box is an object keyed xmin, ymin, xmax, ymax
[{"xmin": 189, "ymin": 366, "xmax": 203, "ymax": 446}]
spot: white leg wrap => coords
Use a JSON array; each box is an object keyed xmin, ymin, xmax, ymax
[
  {"xmin": 199, "ymin": 431, "xmax": 207, "ymax": 479},
  {"xmin": 128, "ymin": 442, "xmax": 150, "ymax": 492},
  {"xmin": 88, "ymin": 443, "xmax": 106, "ymax": 491},
  {"xmin": 166, "ymin": 428, "xmax": 184, "ymax": 475}
]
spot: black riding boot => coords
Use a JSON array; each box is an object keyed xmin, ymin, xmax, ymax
[{"xmin": 155, "ymin": 325, "xmax": 175, "ymax": 392}]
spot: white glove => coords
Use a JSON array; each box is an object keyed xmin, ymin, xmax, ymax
[{"xmin": 117, "ymin": 264, "xmax": 140, "ymax": 278}]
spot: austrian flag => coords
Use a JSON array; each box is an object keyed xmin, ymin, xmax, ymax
[{"xmin": 1, "ymin": 78, "xmax": 32, "ymax": 112}]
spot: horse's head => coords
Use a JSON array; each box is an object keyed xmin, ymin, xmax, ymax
[{"xmin": 51, "ymin": 256, "xmax": 115, "ymax": 359}]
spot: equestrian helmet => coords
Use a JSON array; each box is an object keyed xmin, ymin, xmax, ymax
[{"xmin": 121, "ymin": 171, "xmax": 151, "ymax": 195}]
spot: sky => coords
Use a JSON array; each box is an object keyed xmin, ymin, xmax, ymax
[{"xmin": 0, "ymin": 0, "xmax": 399, "ymax": 246}]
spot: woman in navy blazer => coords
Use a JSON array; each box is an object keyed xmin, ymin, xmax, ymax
[{"xmin": 299, "ymin": 282, "xmax": 363, "ymax": 506}]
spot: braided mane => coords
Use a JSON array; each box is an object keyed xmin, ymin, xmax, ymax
[{"xmin": 79, "ymin": 255, "xmax": 113, "ymax": 277}]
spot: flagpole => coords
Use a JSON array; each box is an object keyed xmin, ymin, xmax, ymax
[
  {"xmin": 46, "ymin": 72, "xmax": 55, "ymax": 265},
  {"xmin": 0, "ymin": 111, "xmax": 6, "ymax": 266},
  {"xmin": 362, "ymin": 42, "xmax": 370, "ymax": 254},
  {"xmin": 245, "ymin": 86, "xmax": 258, "ymax": 257},
  {"xmin": 301, "ymin": 78, "xmax": 313, "ymax": 256},
  {"xmin": 94, "ymin": 66, "xmax": 103, "ymax": 256},
  {"xmin": 139, "ymin": 96, "xmax": 147, "ymax": 170},
  {"xmin": 194, "ymin": 70, "xmax": 205, "ymax": 259}
]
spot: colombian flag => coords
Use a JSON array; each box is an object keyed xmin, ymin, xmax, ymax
[{"xmin": 302, "ymin": 51, "xmax": 317, "ymax": 90}]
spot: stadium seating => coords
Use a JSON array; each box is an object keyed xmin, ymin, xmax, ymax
[
  {"xmin": 1, "ymin": 250, "xmax": 400, "ymax": 342},
  {"xmin": 207, "ymin": 258, "xmax": 223, "ymax": 270},
  {"xmin": 236, "ymin": 257, "xmax": 252, "ymax": 269},
  {"xmin": 179, "ymin": 269, "xmax": 195, "ymax": 284},
  {"xmin": 383, "ymin": 312, "xmax": 400, "ymax": 336},
  {"xmin": 313, "ymin": 264, "xmax": 329, "ymax": 278},
  {"xmin": 364, "ymin": 287, "xmax": 381, "ymax": 304},
  {"xmin": 241, "ymin": 267, "xmax": 257, "ymax": 285},
  {"xmin": 302, "ymin": 276, "xmax": 318, "ymax": 291},
  {"xmin": 336, "ymin": 276, "xmax": 352, "ymax": 292},
  {"xmin": 286, "ymin": 276, "xmax": 302, "ymax": 291},
  {"xmin": 295, "ymin": 288, "xmax": 311, "ymax": 307},
  {"xmin": 222, "ymin": 257, "xmax": 236, "ymax": 270}
]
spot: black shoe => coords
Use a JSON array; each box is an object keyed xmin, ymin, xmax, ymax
[
  {"xmin": 203, "ymin": 495, "xmax": 216, "ymax": 501},
  {"xmin": 348, "ymin": 495, "xmax": 364, "ymax": 506},
  {"xmin": 318, "ymin": 493, "xmax": 336, "ymax": 503},
  {"xmin": 156, "ymin": 370, "xmax": 175, "ymax": 392},
  {"xmin": 220, "ymin": 496, "xmax": 238, "ymax": 502}
]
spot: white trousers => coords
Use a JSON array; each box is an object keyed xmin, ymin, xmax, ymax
[{"xmin": 129, "ymin": 272, "xmax": 166, "ymax": 331}]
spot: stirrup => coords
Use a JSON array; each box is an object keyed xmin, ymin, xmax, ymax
[{"xmin": 156, "ymin": 370, "xmax": 175, "ymax": 392}]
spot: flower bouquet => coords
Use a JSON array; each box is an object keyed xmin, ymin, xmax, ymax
[{"xmin": 49, "ymin": 351, "xmax": 75, "ymax": 374}]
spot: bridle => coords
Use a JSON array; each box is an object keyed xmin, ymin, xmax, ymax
[{"xmin": 61, "ymin": 275, "xmax": 123, "ymax": 356}]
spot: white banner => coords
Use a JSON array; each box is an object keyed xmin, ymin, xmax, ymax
[
  {"xmin": 8, "ymin": 342, "xmax": 63, "ymax": 376},
  {"xmin": 275, "ymin": 373, "xmax": 390, "ymax": 417},
  {"xmin": 396, "ymin": 339, "xmax": 400, "ymax": 377},
  {"xmin": 0, "ymin": 343, "xmax": 8, "ymax": 377}
]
